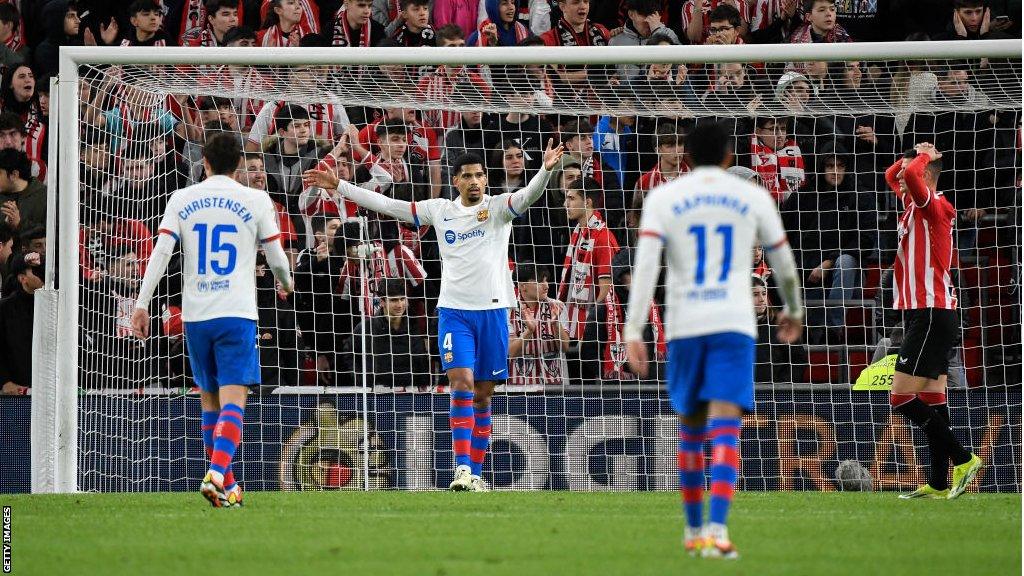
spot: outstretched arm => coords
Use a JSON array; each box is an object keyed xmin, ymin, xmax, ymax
[
  {"xmin": 302, "ymin": 169, "xmax": 418, "ymax": 225},
  {"xmin": 902, "ymin": 150, "xmax": 935, "ymax": 208},
  {"xmin": 506, "ymin": 140, "xmax": 564, "ymax": 218}
]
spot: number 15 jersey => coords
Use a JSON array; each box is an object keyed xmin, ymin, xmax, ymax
[
  {"xmin": 156, "ymin": 175, "xmax": 282, "ymax": 322},
  {"xmin": 637, "ymin": 166, "xmax": 788, "ymax": 340}
]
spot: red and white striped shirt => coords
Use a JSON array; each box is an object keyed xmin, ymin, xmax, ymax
[
  {"xmin": 885, "ymin": 155, "xmax": 958, "ymax": 310},
  {"xmin": 635, "ymin": 163, "xmax": 689, "ymax": 194},
  {"xmin": 557, "ymin": 212, "xmax": 620, "ymax": 340},
  {"xmin": 508, "ymin": 298, "xmax": 570, "ymax": 388}
]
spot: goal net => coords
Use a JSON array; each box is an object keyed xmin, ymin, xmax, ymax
[{"xmin": 37, "ymin": 41, "xmax": 1022, "ymax": 493}]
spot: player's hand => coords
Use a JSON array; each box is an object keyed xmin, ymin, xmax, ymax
[
  {"xmin": 276, "ymin": 279, "xmax": 294, "ymax": 297},
  {"xmin": 303, "ymin": 169, "xmax": 341, "ymax": 191},
  {"xmin": 130, "ymin": 308, "xmax": 150, "ymax": 340},
  {"xmin": 542, "ymin": 139, "xmax": 565, "ymax": 171},
  {"xmin": 914, "ymin": 142, "xmax": 942, "ymax": 161},
  {"xmin": 1, "ymin": 381, "xmax": 27, "ymax": 395},
  {"xmin": 626, "ymin": 339, "xmax": 649, "ymax": 378},
  {"xmin": 775, "ymin": 311, "xmax": 803, "ymax": 344}
]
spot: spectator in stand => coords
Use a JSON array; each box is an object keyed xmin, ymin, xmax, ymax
[
  {"xmin": 441, "ymin": 110, "xmax": 487, "ymax": 196},
  {"xmin": 350, "ymin": 278, "xmax": 430, "ymax": 388},
  {"xmin": 293, "ymin": 215, "xmax": 350, "ymax": 384},
  {"xmin": 372, "ymin": 0, "xmax": 402, "ymax": 28},
  {"xmin": 176, "ymin": 0, "xmax": 244, "ymax": 45},
  {"xmin": 582, "ymin": 247, "xmax": 665, "ymax": 381},
  {"xmin": 110, "ymin": 143, "xmax": 166, "ymax": 232},
  {"xmin": 262, "ymin": 104, "xmax": 327, "ymax": 210},
  {"xmin": 18, "ymin": 226, "xmax": 46, "ymax": 259},
  {"xmin": 237, "ymin": 152, "xmax": 299, "ymax": 260},
  {"xmin": 593, "ymin": 95, "xmax": 640, "ymax": 191},
  {"xmin": 91, "ymin": 80, "xmax": 181, "ymax": 154},
  {"xmin": 0, "ymin": 222, "xmax": 11, "ymax": 295},
  {"xmin": 748, "ymin": 0, "xmax": 801, "ymax": 44},
  {"xmin": 468, "ymin": 0, "xmax": 530, "ymax": 46},
  {"xmin": 630, "ymin": 37, "xmax": 700, "ymax": 112},
  {"xmin": 561, "ymin": 117, "xmax": 625, "ymax": 231},
  {"xmin": 78, "ymin": 200, "xmax": 153, "ymax": 285},
  {"xmin": 701, "ymin": 62, "xmax": 768, "ymax": 116},
  {"xmin": 417, "ymin": 25, "xmax": 491, "ymax": 130},
  {"xmin": 0, "ymin": 251, "xmax": 39, "ymax": 394},
  {"xmin": 254, "ymin": 250, "xmax": 301, "ymax": 386},
  {"xmin": 33, "ymin": 0, "xmax": 81, "ymax": 78},
  {"xmin": 184, "ymin": 0, "xmax": 240, "ymax": 47},
  {"xmin": 0, "ymin": 64, "xmax": 45, "ymax": 178},
  {"xmin": 823, "ymin": 60, "xmax": 897, "ymax": 188},
  {"xmin": 935, "ymin": 0, "xmax": 1012, "ymax": 40},
  {"xmin": 489, "ymin": 138, "xmax": 529, "ymax": 195},
  {"xmin": 80, "ymin": 125, "xmax": 111, "ymax": 197},
  {"xmin": 0, "ymin": 148, "xmax": 44, "ymax": 234},
  {"xmin": 0, "ymin": 3, "xmax": 26, "ymax": 67},
  {"xmin": 435, "ymin": 0, "xmax": 481, "ymax": 38},
  {"xmin": 753, "ymin": 274, "xmax": 807, "ymax": 384},
  {"xmin": 332, "ymin": 0, "xmax": 387, "ymax": 47},
  {"xmin": 509, "ymin": 263, "xmax": 571, "ymax": 388},
  {"xmin": 258, "ymin": 0, "xmax": 308, "ymax": 46},
  {"xmin": 782, "ymin": 143, "xmax": 875, "ymax": 340},
  {"xmin": 558, "ymin": 177, "xmax": 620, "ymax": 342},
  {"xmin": 541, "ymin": 0, "xmax": 611, "ymax": 46},
  {"xmin": 362, "ymin": 119, "xmax": 431, "ymax": 203},
  {"xmin": 735, "ymin": 116, "xmax": 806, "ymax": 203},
  {"xmin": 788, "ymin": 0, "xmax": 853, "ymax": 43},
  {"xmin": 681, "ymin": 0, "xmax": 749, "ymax": 45},
  {"xmin": 256, "ymin": 0, "xmax": 320, "ymax": 34},
  {"xmin": 630, "ymin": 124, "xmax": 688, "ymax": 229},
  {"xmin": 247, "ymin": 76, "xmax": 351, "ymax": 149},
  {"xmin": 120, "ymin": 1, "xmax": 170, "ymax": 46},
  {"xmin": 487, "ymin": 68, "xmax": 555, "ymax": 174},
  {"xmin": 0, "ymin": 112, "xmax": 36, "ymax": 179},
  {"xmin": 491, "ymin": 138, "xmax": 555, "ymax": 267},
  {"xmin": 391, "ymin": 0, "xmax": 436, "ymax": 46},
  {"xmin": 353, "ymin": 107, "xmax": 442, "ymax": 198},
  {"xmin": 609, "ymin": 0, "xmax": 679, "ymax": 82},
  {"xmin": 80, "ymin": 244, "xmax": 161, "ymax": 389}
]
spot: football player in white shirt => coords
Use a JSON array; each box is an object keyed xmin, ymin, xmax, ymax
[
  {"xmin": 303, "ymin": 139, "xmax": 563, "ymax": 491},
  {"xmin": 624, "ymin": 122, "xmax": 803, "ymax": 559},
  {"xmin": 130, "ymin": 133, "xmax": 293, "ymax": 508}
]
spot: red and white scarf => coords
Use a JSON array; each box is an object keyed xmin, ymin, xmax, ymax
[
  {"xmin": 332, "ymin": 8, "xmax": 376, "ymax": 46},
  {"xmin": 179, "ymin": 0, "xmax": 244, "ymax": 43},
  {"xmin": 749, "ymin": 135, "xmax": 805, "ymax": 203},
  {"xmin": 22, "ymin": 104, "xmax": 45, "ymax": 181},
  {"xmin": 257, "ymin": 23, "xmax": 304, "ymax": 47},
  {"xmin": 259, "ymin": 0, "xmax": 319, "ymax": 32},
  {"xmin": 0, "ymin": 0, "xmax": 23, "ymax": 51},
  {"xmin": 552, "ymin": 17, "xmax": 607, "ymax": 46},
  {"xmin": 635, "ymin": 163, "xmax": 688, "ymax": 192},
  {"xmin": 558, "ymin": 213, "xmax": 619, "ymax": 340},
  {"xmin": 338, "ymin": 247, "xmax": 387, "ymax": 317},
  {"xmin": 509, "ymin": 298, "xmax": 570, "ymax": 387}
]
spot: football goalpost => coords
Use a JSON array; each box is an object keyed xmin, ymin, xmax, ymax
[{"xmin": 31, "ymin": 40, "xmax": 1021, "ymax": 493}]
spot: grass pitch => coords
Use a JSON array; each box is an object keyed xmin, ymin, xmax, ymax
[{"xmin": 4, "ymin": 491, "xmax": 1019, "ymax": 576}]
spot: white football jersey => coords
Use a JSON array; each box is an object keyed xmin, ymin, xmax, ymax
[
  {"xmin": 411, "ymin": 193, "xmax": 521, "ymax": 310},
  {"xmin": 156, "ymin": 175, "xmax": 282, "ymax": 322},
  {"xmin": 638, "ymin": 166, "xmax": 788, "ymax": 340}
]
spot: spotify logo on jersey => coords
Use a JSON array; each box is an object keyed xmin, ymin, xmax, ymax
[{"xmin": 444, "ymin": 230, "xmax": 456, "ymax": 244}]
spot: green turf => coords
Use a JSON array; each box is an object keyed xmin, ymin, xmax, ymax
[{"xmin": 2, "ymin": 491, "xmax": 1019, "ymax": 576}]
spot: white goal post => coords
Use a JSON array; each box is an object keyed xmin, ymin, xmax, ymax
[{"xmin": 33, "ymin": 39, "xmax": 1022, "ymax": 493}]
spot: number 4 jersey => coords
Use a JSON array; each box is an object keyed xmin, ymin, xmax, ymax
[
  {"xmin": 156, "ymin": 175, "xmax": 282, "ymax": 322},
  {"xmin": 637, "ymin": 166, "xmax": 788, "ymax": 340}
]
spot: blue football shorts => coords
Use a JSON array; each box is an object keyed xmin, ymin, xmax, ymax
[
  {"xmin": 665, "ymin": 332, "xmax": 756, "ymax": 416},
  {"xmin": 183, "ymin": 317, "xmax": 261, "ymax": 392},
  {"xmin": 437, "ymin": 307, "xmax": 509, "ymax": 381}
]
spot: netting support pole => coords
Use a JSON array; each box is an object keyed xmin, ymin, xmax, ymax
[
  {"xmin": 357, "ymin": 216, "xmax": 371, "ymax": 491},
  {"xmin": 54, "ymin": 50, "xmax": 81, "ymax": 493},
  {"xmin": 29, "ymin": 78, "xmax": 63, "ymax": 493}
]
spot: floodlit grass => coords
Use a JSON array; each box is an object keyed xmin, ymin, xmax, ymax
[{"xmin": 4, "ymin": 491, "xmax": 1019, "ymax": 576}]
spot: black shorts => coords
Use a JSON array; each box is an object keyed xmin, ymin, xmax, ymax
[{"xmin": 896, "ymin": 308, "xmax": 958, "ymax": 379}]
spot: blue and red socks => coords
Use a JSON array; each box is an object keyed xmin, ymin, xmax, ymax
[
  {"xmin": 450, "ymin": 391, "xmax": 474, "ymax": 469},
  {"xmin": 708, "ymin": 417, "xmax": 741, "ymax": 527},
  {"xmin": 209, "ymin": 403, "xmax": 245, "ymax": 485},
  {"xmin": 202, "ymin": 410, "xmax": 236, "ymax": 491},
  {"xmin": 470, "ymin": 405, "xmax": 492, "ymax": 477},
  {"xmin": 678, "ymin": 424, "xmax": 707, "ymax": 531}
]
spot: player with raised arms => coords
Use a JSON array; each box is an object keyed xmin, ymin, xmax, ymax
[
  {"xmin": 303, "ymin": 138, "xmax": 564, "ymax": 491},
  {"xmin": 130, "ymin": 133, "xmax": 294, "ymax": 507},
  {"xmin": 884, "ymin": 143, "xmax": 981, "ymax": 500},
  {"xmin": 624, "ymin": 122, "xmax": 804, "ymax": 559}
]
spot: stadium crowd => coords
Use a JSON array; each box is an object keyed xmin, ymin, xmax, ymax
[{"xmin": 0, "ymin": 0, "xmax": 1019, "ymax": 393}]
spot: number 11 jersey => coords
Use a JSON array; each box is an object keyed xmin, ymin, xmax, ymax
[
  {"xmin": 156, "ymin": 175, "xmax": 282, "ymax": 322},
  {"xmin": 637, "ymin": 166, "xmax": 788, "ymax": 340}
]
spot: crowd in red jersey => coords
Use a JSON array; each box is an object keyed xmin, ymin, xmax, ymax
[{"xmin": 0, "ymin": 0, "xmax": 1019, "ymax": 393}]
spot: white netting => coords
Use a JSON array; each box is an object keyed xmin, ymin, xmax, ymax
[{"xmin": 63, "ymin": 45, "xmax": 1021, "ymax": 493}]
